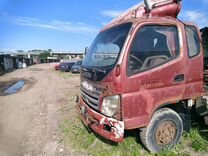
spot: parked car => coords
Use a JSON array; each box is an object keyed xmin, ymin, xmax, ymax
[
  {"xmin": 71, "ymin": 60, "xmax": 82, "ymax": 73},
  {"xmin": 60, "ymin": 62, "xmax": 75, "ymax": 72},
  {"xmin": 54, "ymin": 63, "xmax": 61, "ymax": 70}
]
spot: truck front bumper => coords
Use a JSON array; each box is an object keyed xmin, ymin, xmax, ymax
[{"xmin": 77, "ymin": 98, "xmax": 124, "ymax": 142}]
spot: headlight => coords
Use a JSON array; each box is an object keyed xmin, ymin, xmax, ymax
[{"xmin": 101, "ymin": 95, "xmax": 120, "ymax": 117}]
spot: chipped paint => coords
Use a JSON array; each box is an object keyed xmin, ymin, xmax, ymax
[
  {"xmin": 100, "ymin": 117, "xmax": 105, "ymax": 125},
  {"xmin": 100, "ymin": 117, "xmax": 124, "ymax": 139},
  {"xmin": 77, "ymin": 99, "xmax": 124, "ymax": 142},
  {"xmin": 111, "ymin": 121, "xmax": 124, "ymax": 139}
]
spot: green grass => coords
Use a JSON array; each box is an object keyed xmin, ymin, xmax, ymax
[
  {"xmin": 61, "ymin": 118, "xmax": 144, "ymax": 156},
  {"xmin": 61, "ymin": 118, "xmax": 206, "ymax": 156},
  {"xmin": 155, "ymin": 146, "xmax": 189, "ymax": 156},
  {"xmin": 185, "ymin": 128, "xmax": 208, "ymax": 152}
]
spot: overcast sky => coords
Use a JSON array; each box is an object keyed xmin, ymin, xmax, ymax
[{"xmin": 0, "ymin": 0, "xmax": 207, "ymax": 52}]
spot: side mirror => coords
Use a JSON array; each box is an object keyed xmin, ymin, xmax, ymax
[{"xmin": 84, "ymin": 47, "xmax": 88, "ymax": 55}]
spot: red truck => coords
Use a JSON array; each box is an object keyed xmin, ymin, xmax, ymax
[{"xmin": 77, "ymin": 0, "xmax": 208, "ymax": 152}]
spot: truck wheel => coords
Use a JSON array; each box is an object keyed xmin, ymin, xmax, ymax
[{"xmin": 140, "ymin": 108, "xmax": 183, "ymax": 153}]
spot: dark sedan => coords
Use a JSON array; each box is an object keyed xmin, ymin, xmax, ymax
[
  {"xmin": 60, "ymin": 62, "xmax": 75, "ymax": 72},
  {"xmin": 71, "ymin": 60, "xmax": 82, "ymax": 73}
]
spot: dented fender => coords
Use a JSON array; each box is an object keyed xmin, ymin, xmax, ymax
[
  {"xmin": 77, "ymin": 99, "xmax": 124, "ymax": 142},
  {"xmin": 100, "ymin": 117, "xmax": 124, "ymax": 140}
]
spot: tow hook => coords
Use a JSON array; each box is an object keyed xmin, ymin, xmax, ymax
[{"xmin": 75, "ymin": 94, "xmax": 79, "ymax": 103}]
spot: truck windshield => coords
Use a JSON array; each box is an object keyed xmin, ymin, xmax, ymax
[{"xmin": 82, "ymin": 23, "xmax": 132, "ymax": 68}]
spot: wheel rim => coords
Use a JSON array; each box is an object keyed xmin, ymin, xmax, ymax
[{"xmin": 156, "ymin": 121, "xmax": 177, "ymax": 146}]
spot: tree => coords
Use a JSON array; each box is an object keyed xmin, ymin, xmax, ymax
[
  {"xmin": 39, "ymin": 51, "xmax": 50, "ymax": 59},
  {"xmin": 17, "ymin": 50, "xmax": 24, "ymax": 53},
  {"xmin": 32, "ymin": 49, "xmax": 42, "ymax": 52},
  {"xmin": 48, "ymin": 49, "xmax": 52, "ymax": 52}
]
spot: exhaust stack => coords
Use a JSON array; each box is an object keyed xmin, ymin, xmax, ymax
[
  {"xmin": 144, "ymin": 0, "xmax": 181, "ymax": 12},
  {"xmin": 103, "ymin": 0, "xmax": 182, "ymax": 31}
]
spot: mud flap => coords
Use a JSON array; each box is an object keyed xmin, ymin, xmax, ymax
[
  {"xmin": 196, "ymin": 97, "xmax": 208, "ymax": 116},
  {"xmin": 204, "ymin": 116, "xmax": 208, "ymax": 125},
  {"xmin": 75, "ymin": 94, "xmax": 80, "ymax": 103}
]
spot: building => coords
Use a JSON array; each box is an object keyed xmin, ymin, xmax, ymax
[
  {"xmin": 0, "ymin": 50, "xmax": 84, "ymax": 73},
  {"xmin": 50, "ymin": 51, "xmax": 84, "ymax": 60},
  {"xmin": 0, "ymin": 54, "xmax": 33, "ymax": 73},
  {"xmin": 0, "ymin": 54, "xmax": 14, "ymax": 71},
  {"xmin": 14, "ymin": 50, "xmax": 84, "ymax": 63}
]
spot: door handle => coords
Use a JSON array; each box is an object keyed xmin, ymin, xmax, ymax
[{"xmin": 174, "ymin": 74, "xmax": 184, "ymax": 82}]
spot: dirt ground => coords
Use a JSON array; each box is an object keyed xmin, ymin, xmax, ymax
[
  {"xmin": 1, "ymin": 64, "xmax": 208, "ymax": 156},
  {"xmin": 0, "ymin": 64, "xmax": 83, "ymax": 156}
]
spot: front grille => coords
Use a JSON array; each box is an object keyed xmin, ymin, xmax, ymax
[{"xmin": 81, "ymin": 88, "xmax": 99, "ymax": 110}]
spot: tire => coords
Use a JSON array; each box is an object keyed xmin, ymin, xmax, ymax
[{"xmin": 140, "ymin": 108, "xmax": 183, "ymax": 153}]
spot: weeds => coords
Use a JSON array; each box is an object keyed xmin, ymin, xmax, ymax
[
  {"xmin": 60, "ymin": 118, "xmax": 197, "ymax": 156},
  {"xmin": 185, "ymin": 128, "xmax": 208, "ymax": 152},
  {"xmin": 155, "ymin": 145, "xmax": 190, "ymax": 156},
  {"xmin": 59, "ymin": 80, "xmax": 208, "ymax": 156},
  {"xmin": 61, "ymin": 118, "xmax": 145, "ymax": 156}
]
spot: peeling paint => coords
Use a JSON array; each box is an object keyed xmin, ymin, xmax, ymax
[
  {"xmin": 111, "ymin": 121, "xmax": 124, "ymax": 139},
  {"xmin": 77, "ymin": 100, "xmax": 124, "ymax": 142},
  {"xmin": 100, "ymin": 117, "xmax": 124, "ymax": 139}
]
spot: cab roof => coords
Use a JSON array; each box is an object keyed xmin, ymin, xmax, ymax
[{"xmin": 101, "ymin": 0, "xmax": 182, "ymax": 32}]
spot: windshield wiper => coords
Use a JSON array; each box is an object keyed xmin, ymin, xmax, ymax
[
  {"xmin": 103, "ymin": 57, "xmax": 116, "ymax": 60},
  {"xmin": 92, "ymin": 68, "xmax": 106, "ymax": 74},
  {"xmin": 82, "ymin": 66, "xmax": 106, "ymax": 74}
]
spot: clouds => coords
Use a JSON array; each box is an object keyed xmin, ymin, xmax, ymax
[
  {"xmin": 101, "ymin": 10, "xmax": 123, "ymax": 18},
  {"xmin": 8, "ymin": 15, "xmax": 99, "ymax": 35},
  {"xmin": 180, "ymin": 10, "xmax": 208, "ymax": 28}
]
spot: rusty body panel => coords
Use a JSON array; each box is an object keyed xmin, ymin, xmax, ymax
[
  {"xmin": 77, "ymin": 0, "xmax": 204, "ymax": 142},
  {"xmin": 77, "ymin": 97, "xmax": 124, "ymax": 142},
  {"xmin": 119, "ymin": 18, "xmax": 203, "ymax": 129}
]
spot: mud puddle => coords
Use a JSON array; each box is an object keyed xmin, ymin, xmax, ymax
[
  {"xmin": 4, "ymin": 80, "xmax": 25, "ymax": 94},
  {"xmin": 0, "ymin": 78, "xmax": 36, "ymax": 96}
]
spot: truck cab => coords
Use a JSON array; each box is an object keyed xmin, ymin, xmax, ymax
[{"xmin": 77, "ymin": 0, "xmax": 207, "ymax": 152}]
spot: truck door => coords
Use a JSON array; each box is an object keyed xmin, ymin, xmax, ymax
[
  {"xmin": 184, "ymin": 25, "xmax": 203, "ymax": 98},
  {"xmin": 122, "ymin": 23, "xmax": 186, "ymax": 129}
]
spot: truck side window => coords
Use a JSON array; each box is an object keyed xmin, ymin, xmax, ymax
[
  {"xmin": 128, "ymin": 25, "xmax": 179, "ymax": 75},
  {"xmin": 185, "ymin": 26, "xmax": 200, "ymax": 58}
]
